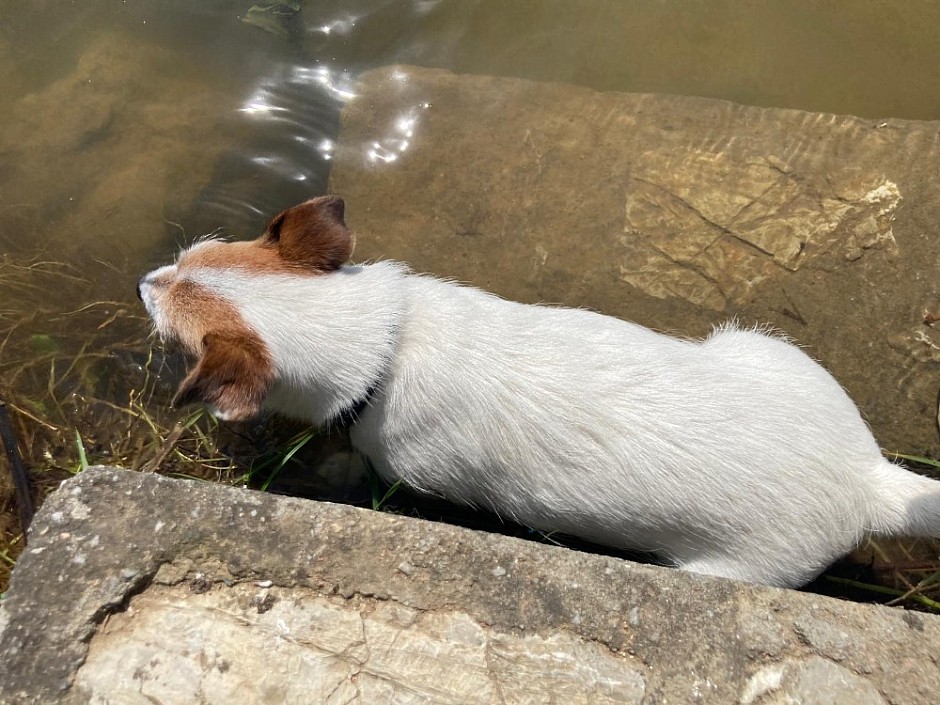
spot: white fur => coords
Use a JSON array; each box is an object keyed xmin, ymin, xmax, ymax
[{"xmin": 172, "ymin": 261, "xmax": 940, "ymax": 588}]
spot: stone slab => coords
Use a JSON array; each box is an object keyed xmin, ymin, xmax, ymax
[
  {"xmin": 1, "ymin": 467, "xmax": 938, "ymax": 704},
  {"xmin": 329, "ymin": 65, "xmax": 940, "ymax": 452}
]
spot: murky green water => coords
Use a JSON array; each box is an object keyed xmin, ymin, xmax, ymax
[{"xmin": 1, "ymin": 0, "xmax": 939, "ymax": 598}]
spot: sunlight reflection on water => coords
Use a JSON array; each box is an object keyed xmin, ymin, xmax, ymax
[
  {"xmin": 366, "ymin": 102, "xmax": 429, "ymax": 165},
  {"xmin": 190, "ymin": 60, "xmax": 358, "ymax": 235}
]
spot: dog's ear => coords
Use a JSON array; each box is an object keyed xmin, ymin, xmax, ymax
[
  {"xmin": 173, "ymin": 332, "xmax": 273, "ymax": 422},
  {"xmin": 262, "ymin": 195, "xmax": 355, "ymax": 271}
]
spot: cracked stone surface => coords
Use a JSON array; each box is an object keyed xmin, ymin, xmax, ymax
[
  {"xmin": 1, "ymin": 468, "xmax": 939, "ymax": 704},
  {"xmin": 329, "ymin": 65, "xmax": 940, "ymax": 452},
  {"xmin": 75, "ymin": 585, "xmax": 646, "ymax": 704}
]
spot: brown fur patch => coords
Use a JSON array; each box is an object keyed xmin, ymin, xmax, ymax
[
  {"xmin": 161, "ymin": 280, "xmax": 248, "ymax": 357},
  {"xmin": 173, "ymin": 330, "xmax": 274, "ymax": 421},
  {"xmin": 178, "ymin": 195, "xmax": 355, "ymax": 276},
  {"xmin": 156, "ymin": 279, "xmax": 274, "ymax": 420},
  {"xmin": 179, "ymin": 240, "xmax": 304, "ymax": 277},
  {"xmin": 261, "ymin": 195, "xmax": 355, "ymax": 271}
]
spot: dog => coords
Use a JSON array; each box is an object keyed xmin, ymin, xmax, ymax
[{"xmin": 138, "ymin": 195, "xmax": 940, "ymax": 588}]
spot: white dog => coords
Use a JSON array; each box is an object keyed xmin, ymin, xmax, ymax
[{"xmin": 138, "ymin": 195, "xmax": 940, "ymax": 588}]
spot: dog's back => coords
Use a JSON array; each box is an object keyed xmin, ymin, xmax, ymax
[{"xmin": 351, "ymin": 276, "xmax": 899, "ymax": 586}]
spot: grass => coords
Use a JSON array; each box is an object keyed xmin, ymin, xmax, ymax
[
  {"xmin": 371, "ymin": 475, "xmax": 403, "ymax": 511},
  {"xmin": 0, "ymin": 248, "xmax": 250, "ymax": 592},
  {"xmin": 74, "ymin": 429, "xmax": 90, "ymax": 473},
  {"xmin": 255, "ymin": 428, "xmax": 317, "ymax": 491},
  {"xmin": 889, "ymin": 452, "xmax": 940, "ymax": 469},
  {"xmin": 2, "ymin": 333, "xmax": 939, "ymax": 611},
  {"xmin": 824, "ymin": 574, "xmax": 940, "ymax": 612}
]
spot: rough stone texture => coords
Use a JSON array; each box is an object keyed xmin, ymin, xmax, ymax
[
  {"xmin": 74, "ymin": 585, "xmax": 646, "ymax": 704},
  {"xmin": 329, "ymin": 65, "xmax": 940, "ymax": 453},
  {"xmin": 1, "ymin": 468, "xmax": 938, "ymax": 704}
]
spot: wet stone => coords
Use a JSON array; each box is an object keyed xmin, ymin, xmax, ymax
[{"xmin": 330, "ymin": 65, "xmax": 940, "ymax": 452}]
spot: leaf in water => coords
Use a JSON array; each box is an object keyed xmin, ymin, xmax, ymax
[
  {"xmin": 242, "ymin": 2, "xmax": 302, "ymax": 39},
  {"xmin": 29, "ymin": 334, "xmax": 58, "ymax": 355}
]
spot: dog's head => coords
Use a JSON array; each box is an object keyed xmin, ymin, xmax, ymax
[{"xmin": 138, "ymin": 195, "xmax": 355, "ymax": 421}]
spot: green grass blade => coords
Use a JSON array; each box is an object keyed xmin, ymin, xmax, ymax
[
  {"xmin": 823, "ymin": 575, "xmax": 940, "ymax": 612},
  {"xmin": 74, "ymin": 429, "xmax": 89, "ymax": 473},
  {"xmin": 886, "ymin": 452, "xmax": 940, "ymax": 469},
  {"xmin": 373, "ymin": 478, "xmax": 403, "ymax": 511},
  {"xmin": 260, "ymin": 430, "xmax": 316, "ymax": 492}
]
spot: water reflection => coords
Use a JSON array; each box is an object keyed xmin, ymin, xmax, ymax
[
  {"xmin": 189, "ymin": 61, "xmax": 358, "ymax": 236},
  {"xmin": 317, "ymin": 138, "xmax": 336, "ymax": 161},
  {"xmin": 311, "ymin": 14, "xmax": 360, "ymax": 37},
  {"xmin": 240, "ymin": 65, "xmax": 358, "ymax": 115},
  {"xmin": 1, "ymin": 0, "xmax": 938, "ymax": 414},
  {"xmin": 2, "ymin": 0, "xmax": 938, "ymax": 405},
  {"xmin": 366, "ymin": 103, "xmax": 429, "ymax": 165}
]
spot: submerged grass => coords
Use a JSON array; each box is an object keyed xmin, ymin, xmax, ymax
[{"xmin": 0, "ymin": 249, "xmax": 246, "ymax": 592}]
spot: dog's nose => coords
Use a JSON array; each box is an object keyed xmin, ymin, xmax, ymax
[{"xmin": 136, "ymin": 280, "xmax": 143, "ymax": 301}]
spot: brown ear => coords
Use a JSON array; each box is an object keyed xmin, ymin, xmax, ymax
[
  {"xmin": 262, "ymin": 195, "xmax": 355, "ymax": 271},
  {"xmin": 172, "ymin": 332, "xmax": 274, "ymax": 422}
]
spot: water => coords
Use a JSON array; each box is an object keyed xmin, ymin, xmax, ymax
[
  {"xmin": 6, "ymin": 1, "xmax": 940, "ymax": 246},
  {"xmin": 1, "ymin": 0, "xmax": 939, "ymax": 599},
  {"xmin": 5, "ymin": 1, "xmax": 940, "ymax": 249}
]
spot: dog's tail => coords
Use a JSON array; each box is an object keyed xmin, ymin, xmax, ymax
[{"xmin": 869, "ymin": 459, "xmax": 940, "ymax": 538}]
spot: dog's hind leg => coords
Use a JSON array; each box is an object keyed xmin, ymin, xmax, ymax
[
  {"xmin": 673, "ymin": 555, "xmax": 749, "ymax": 582},
  {"xmin": 673, "ymin": 554, "xmax": 817, "ymax": 589}
]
